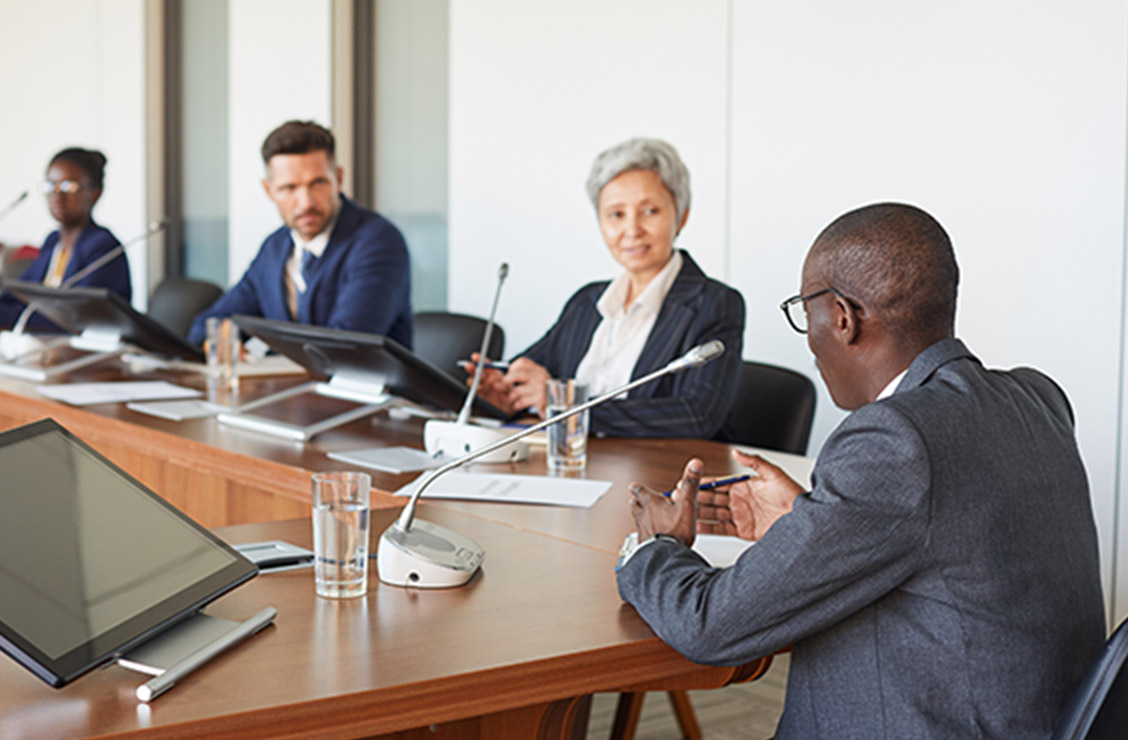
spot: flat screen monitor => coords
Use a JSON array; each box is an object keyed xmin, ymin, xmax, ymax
[
  {"xmin": 2, "ymin": 280, "xmax": 204, "ymax": 362},
  {"xmin": 0, "ymin": 419, "xmax": 257, "ymax": 688},
  {"xmin": 233, "ymin": 315, "xmax": 506, "ymax": 420}
]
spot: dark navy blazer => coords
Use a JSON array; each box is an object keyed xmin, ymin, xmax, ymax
[
  {"xmin": 0, "ymin": 221, "xmax": 129, "ymax": 330},
  {"xmin": 520, "ymin": 251, "xmax": 744, "ymax": 438},
  {"xmin": 187, "ymin": 196, "xmax": 413, "ymax": 347}
]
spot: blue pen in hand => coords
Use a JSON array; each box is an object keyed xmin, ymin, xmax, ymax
[{"xmin": 661, "ymin": 473, "xmax": 751, "ymax": 498}]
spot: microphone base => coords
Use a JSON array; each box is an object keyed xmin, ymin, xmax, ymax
[
  {"xmin": 377, "ymin": 519, "xmax": 484, "ymax": 588},
  {"xmin": 0, "ymin": 330, "xmax": 47, "ymax": 361},
  {"xmin": 423, "ymin": 420, "xmax": 529, "ymax": 463}
]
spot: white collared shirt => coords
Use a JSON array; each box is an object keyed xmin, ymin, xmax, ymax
[
  {"xmin": 876, "ymin": 368, "xmax": 909, "ymax": 401},
  {"xmin": 284, "ymin": 215, "xmax": 337, "ymax": 319},
  {"xmin": 575, "ymin": 251, "xmax": 683, "ymax": 397}
]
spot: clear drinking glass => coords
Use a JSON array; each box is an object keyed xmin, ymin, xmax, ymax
[
  {"xmin": 205, "ymin": 317, "xmax": 240, "ymax": 404},
  {"xmin": 311, "ymin": 471, "xmax": 371, "ymax": 599},
  {"xmin": 545, "ymin": 379, "xmax": 589, "ymax": 472}
]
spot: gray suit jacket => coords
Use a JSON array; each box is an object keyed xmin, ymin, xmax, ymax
[{"xmin": 617, "ymin": 338, "xmax": 1105, "ymax": 738}]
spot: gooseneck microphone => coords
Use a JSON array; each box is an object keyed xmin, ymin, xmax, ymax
[
  {"xmin": 423, "ymin": 262, "xmax": 529, "ymax": 463},
  {"xmin": 457, "ymin": 262, "xmax": 508, "ymax": 424},
  {"xmin": 10, "ymin": 220, "xmax": 167, "ymax": 338},
  {"xmin": 378, "ymin": 339, "xmax": 726, "ymax": 588},
  {"xmin": 0, "ymin": 190, "xmax": 28, "ymax": 224},
  {"xmin": 62, "ymin": 219, "xmax": 167, "ymax": 289}
]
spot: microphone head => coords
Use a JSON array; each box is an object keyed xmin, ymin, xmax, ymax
[
  {"xmin": 686, "ymin": 339, "xmax": 725, "ymax": 367},
  {"xmin": 498, "ymin": 262, "xmax": 509, "ymax": 281},
  {"xmin": 666, "ymin": 340, "xmax": 725, "ymax": 373}
]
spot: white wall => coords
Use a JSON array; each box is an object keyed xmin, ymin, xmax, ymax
[
  {"xmin": 449, "ymin": 0, "xmax": 730, "ymax": 336},
  {"xmin": 0, "ymin": 0, "xmax": 148, "ymax": 306},
  {"xmin": 449, "ymin": 0, "xmax": 1128, "ymax": 621},
  {"xmin": 227, "ymin": 0, "xmax": 332, "ymax": 283}
]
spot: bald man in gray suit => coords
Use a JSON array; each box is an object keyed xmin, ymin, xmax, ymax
[{"xmin": 616, "ymin": 203, "xmax": 1105, "ymax": 739}]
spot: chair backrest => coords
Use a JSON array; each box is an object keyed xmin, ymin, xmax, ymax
[
  {"xmin": 712, "ymin": 361, "xmax": 817, "ymax": 455},
  {"xmin": 413, "ymin": 311, "xmax": 505, "ymax": 380},
  {"xmin": 147, "ymin": 277, "xmax": 224, "ymax": 342},
  {"xmin": 1053, "ymin": 617, "xmax": 1128, "ymax": 740},
  {"xmin": 1, "ymin": 244, "xmax": 39, "ymax": 279}
]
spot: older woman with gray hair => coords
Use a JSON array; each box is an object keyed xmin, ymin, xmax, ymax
[{"xmin": 470, "ymin": 137, "xmax": 745, "ymax": 438}]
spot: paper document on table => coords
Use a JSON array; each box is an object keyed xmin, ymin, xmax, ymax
[
  {"xmin": 37, "ymin": 381, "xmax": 201, "ymax": 406},
  {"xmin": 692, "ymin": 534, "xmax": 755, "ymax": 567},
  {"xmin": 329, "ymin": 446, "xmax": 443, "ymax": 474},
  {"xmin": 394, "ymin": 471, "xmax": 612, "ymax": 508},
  {"xmin": 123, "ymin": 352, "xmax": 306, "ymax": 377},
  {"xmin": 127, "ymin": 399, "xmax": 225, "ymax": 421}
]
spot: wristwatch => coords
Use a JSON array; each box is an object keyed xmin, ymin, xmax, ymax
[{"xmin": 615, "ymin": 532, "xmax": 683, "ymax": 572}]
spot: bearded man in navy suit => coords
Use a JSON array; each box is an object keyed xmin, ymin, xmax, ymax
[
  {"xmin": 618, "ymin": 203, "xmax": 1105, "ymax": 738},
  {"xmin": 188, "ymin": 120, "xmax": 412, "ymax": 347}
]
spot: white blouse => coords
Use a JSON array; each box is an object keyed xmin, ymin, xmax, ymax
[{"xmin": 574, "ymin": 251, "xmax": 683, "ymax": 397}]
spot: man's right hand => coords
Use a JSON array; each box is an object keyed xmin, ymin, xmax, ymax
[{"xmin": 696, "ymin": 449, "xmax": 804, "ymax": 541}]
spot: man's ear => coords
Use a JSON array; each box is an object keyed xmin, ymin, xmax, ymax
[
  {"xmin": 260, "ymin": 178, "xmax": 272, "ymax": 200},
  {"xmin": 335, "ymin": 165, "xmax": 344, "ymax": 189},
  {"xmin": 833, "ymin": 293, "xmax": 861, "ymax": 345}
]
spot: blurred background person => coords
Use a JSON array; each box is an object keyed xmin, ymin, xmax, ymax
[{"xmin": 0, "ymin": 147, "xmax": 129, "ymax": 328}]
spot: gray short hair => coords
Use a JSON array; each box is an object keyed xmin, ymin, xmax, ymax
[{"xmin": 585, "ymin": 138, "xmax": 691, "ymax": 225}]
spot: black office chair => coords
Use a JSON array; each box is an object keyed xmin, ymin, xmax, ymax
[
  {"xmin": 413, "ymin": 311, "xmax": 504, "ymax": 379},
  {"xmin": 1053, "ymin": 617, "xmax": 1128, "ymax": 739},
  {"xmin": 147, "ymin": 277, "xmax": 224, "ymax": 342},
  {"xmin": 713, "ymin": 360, "xmax": 817, "ymax": 455}
]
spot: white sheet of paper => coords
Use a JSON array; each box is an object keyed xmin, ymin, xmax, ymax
[
  {"xmin": 692, "ymin": 534, "xmax": 756, "ymax": 567},
  {"xmin": 37, "ymin": 381, "xmax": 201, "ymax": 406},
  {"xmin": 328, "ymin": 446, "xmax": 444, "ymax": 474},
  {"xmin": 394, "ymin": 471, "xmax": 611, "ymax": 508},
  {"xmin": 126, "ymin": 399, "xmax": 224, "ymax": 421}
]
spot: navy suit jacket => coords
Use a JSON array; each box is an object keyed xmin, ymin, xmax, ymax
[
  {"xmin": 0, "ymin": 221, "xmax": 130, "ymax": 330},
  {"xmin": 188, "ymin": 196, "xmax": 412, "ymax": 347},
  {"xmin": 617, "ymin": 339, "xmax": 1105, "ymax": 738},
  {"xmin": 520, "ymin": 251, "xmax": 744, "ymax": 438}
]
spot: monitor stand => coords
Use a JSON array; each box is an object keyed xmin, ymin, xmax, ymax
[
  {"xmin": 118, "ymin": 606, "xmax": 276, "ymax": 701},
  {"xmin": 0, "ymin": 328, "xmax": 127, "ymax": 382},
  {"xmin": 217, "ymin": 370, "xmax": 404, "ymax": 441}
]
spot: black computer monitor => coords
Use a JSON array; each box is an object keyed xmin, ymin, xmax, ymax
[
  {"xmin": 0, "ymin": 419, "xmax": 257, "ymax": 688},
  {"xmin": 233, "ymin": 315, "xmax": 506, "ymax": 420},
  {"xmin": 2, "ymin": 280, "xmax": 203, "ymax": 362}
]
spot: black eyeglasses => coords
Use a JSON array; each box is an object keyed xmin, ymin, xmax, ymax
[{"xmin": 779, "ymin": 287, "xmax": 854, "ymax": 334}]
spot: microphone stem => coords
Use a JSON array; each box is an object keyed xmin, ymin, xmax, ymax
[
  {"xmin": 457, "ymin": 272, "xmax": 506, "ymax": 425},
  {"xmin": 397, "ymin": 360, "xmax": 679, "ymax": 531}
]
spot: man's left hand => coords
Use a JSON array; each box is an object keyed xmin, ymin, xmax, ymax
[{"xmin": 629, "ymin": 458, "xmax": 703, "ymax": 546}]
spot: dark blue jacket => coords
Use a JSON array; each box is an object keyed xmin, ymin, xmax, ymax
[
  {"xmin": 187, "ymin": 196, "xmax": 413, "ymax": 347},
  {"xmin": 521, "ymin": 251, "xmax": 744, "ymax": 438},
  {"xmin": 0, "ymin": 221, "xmax": 130, "ymax": 329}
]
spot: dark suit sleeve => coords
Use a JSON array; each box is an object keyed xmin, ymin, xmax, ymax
[
  {"xmin": 186, "ymin": 252, "xmax": 271, "ymax": 345},
  {"xmin": 588, "ymin": 286, "xmax": 744, "ymax": 438},
  {"xmin": 324, "ymin": 219, "xmax": 410, "ymax": 336},
  {"xmin": 616, "ymin": 404, "xmax": 931, "ymax": 665}
]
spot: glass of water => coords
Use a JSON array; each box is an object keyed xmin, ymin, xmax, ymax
[
  {"xmin": 546, "ymin": 379, "xmax": 589, "ymax": 473},
  {"xmin": 311, "ymin": 471, "xmax": 371, "ymax": 598}
]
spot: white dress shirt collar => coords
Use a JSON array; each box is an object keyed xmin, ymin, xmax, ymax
[
  {"xmin": 575, "ymin": 251, "xmax": 684, "ymax": 397},
  {"xmin": 876, "ymin": 368, "xmax": 909, "ymax": 401}
]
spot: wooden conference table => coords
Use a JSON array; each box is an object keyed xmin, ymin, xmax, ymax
[{"xmin": 0, "ymin": 363, "xmax": 815, "ymax": 739}]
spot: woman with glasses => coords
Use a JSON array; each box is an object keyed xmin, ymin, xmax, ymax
[
  {"xmin": 0, "ymin": 147, "xmax": 130, "ymax": 328},
  {"xmin": 466, "ymin": 137, "xmax": 745, "ymax": 438}
]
